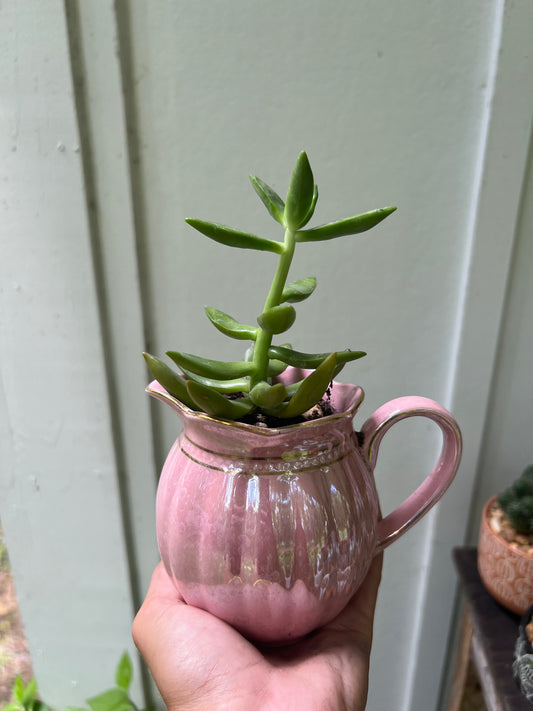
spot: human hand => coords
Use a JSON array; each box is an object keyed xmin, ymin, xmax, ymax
[{"xmin": 132, "ymin": 554, "xmax": 383, "ymax": 711}]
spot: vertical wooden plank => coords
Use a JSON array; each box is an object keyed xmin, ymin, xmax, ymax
[
  {"xmin": 406, "ymin": 1, "xmax": 533, "ymax": 709},
  {"xmin": 0, "ymin": 1, "xmax": 145, "ymax": 705},
  {"xmin": 64, "ymin": 0, "xmax": 159, "ymax": 606}
]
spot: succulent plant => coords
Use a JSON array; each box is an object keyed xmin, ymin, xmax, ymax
[
  {"xmin": 144, "ymin": 152, "xmax": 396, "ymax": 422},
  {"xmin": 497, "ymin": 465, "xmax": 533, "ymax": 535}
]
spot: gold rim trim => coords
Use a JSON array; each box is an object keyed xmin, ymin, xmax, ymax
[
  {"xmin": 179, "ymin": 442, "xmax": 350, "ymax": 474},
  {"xmin": 183, "ymin": 432, "xmax": 343, "ymax": 462}
]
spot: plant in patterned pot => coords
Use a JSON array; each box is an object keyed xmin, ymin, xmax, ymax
[
  {"xmin": 478, "ymin": 465, "xmax": 533, "ymax": 615},
  {"xmin": 143, "ymin": 152, "xmax": 463, "ymax": 643}
]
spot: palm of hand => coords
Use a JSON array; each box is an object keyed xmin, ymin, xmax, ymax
[{"xmin": 133, "ymin": 556, "xmax": 382, "ymax": 711}]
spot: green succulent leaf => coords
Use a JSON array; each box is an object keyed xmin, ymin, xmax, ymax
[
  {"xmin": 257, "ymin": 304, "xmax": 296, "ymax": 334},
  {"xmin": 186, "ymin": 381, "xmax": 254, "ymax": 420},
  {"xmin": 249, "ymin": 175, "xmax": 285, "ymax": 225},
  {"xmin": 143, "ymin": 353, "xmax": 197, "ymax": 409},
  {"xmin": 300, "ymin": 184, "xmax": 319, "ymax": 227},
  {"xmin": 284, "ymin": 152, "xmax": 315, "ymax": 231},
  {"xmin": 296, "ymin": 206, "xmax": 397, "ymax": 242},
  {"xmin": 180, "ymin": 368, "xmax": 250, "ymax": 394},
  {"xmin": 268, "ymin": 345, "xmax": 366, "ymax": 369},
  {"xmin": 167, "ymin": 351, "xmax": 255, "ymax": 379},
  {"xmin": 281, "ymin": 276, "xmax": 317, "ymax": 303},
  {"xmin": 267, "ymin": 358, "xmax": 288, "ymax": 377},
  {"xmin": 185, "ymin": 218, "xmax": 283, "ymax": 254},
  {"xmin": 244, "ymin": 343, "xmax": 255, "ymax": 362},
  {"xmin": 276, "ymin": 352, "xmax": 337, "ymax": 419},
  {"xmin": 205, "ymin": 307, "xmax": 258, "ymax": 341},
  {"xmin": 250, "ymin": 381, "xmax": 288, "ymax": 409}
]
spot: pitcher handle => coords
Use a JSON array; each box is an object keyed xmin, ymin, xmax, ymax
[{"xmin": 360, "ymin": 396, "xmax": 462, "ymax": 552}]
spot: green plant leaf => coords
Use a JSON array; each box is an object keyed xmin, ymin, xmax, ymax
[
  {"xmin": 249, "ymin": 175, "xmax": 285, "ymax": 225},
  {"xmin": 296, "ymin": 206, "xmax": 397, "ymax": 242},
  {"xmin": 276, "ymin": 352, "xmax": 337, "ymax": 418},
  {"xmin": 257, "ymin": 304, "xmax": 296, "ymax": 334},
  {"xmin": 280, "ymin": 277, "xmax": 317, "ymax": 303},
  {"xmin": 22, "ymin": 679, "xmax": 38, "ymax": 706},
  {"xmin": 13, "ymin": 677, "xmax": 24, "ymax": 704},
  {"xmin": 180, "ymin": 368, "xmax": 250, "ymax": 394},
  {"xmin": 186, "ymin": 381, "xmax": 254, "ymax": 420},
  {"xmin": 266, "ymin": 358, "xmax": 288, "ymax": 376},
  {"xmin": 185, "ymin": 219, "xmax": 283, "ymax": 254},
  {"xmin": 4, "ymin": 704, "xmax": 22, "ymax": 711},
  {"xmin": 299, "ymin": 184, "xmax": 318, "ymax": 227},
  {"xmin": 167, "ymin": 351, "xmax": 255, "ymax": 379},
  {"xmin": 250, "ymin": 381, "xmax": 288, "ymax": 409},
  {"xmin": 115, "ymin": 652, "xmax": 133, "ymax": 691},
  {"xmin": 87, "ymin": 688, "xmax": 133, "ymax": 711},
  {"xmin": 205, "ymin": 307, "xmax": 258, "ymax": 341},
  {"xmin": 143, "ymin": 353, "xmax": 197, "ymax": 409},
  {"xmin": 268, "ymin": 346, "xmax": 366, "ymax": 369},
  {"xmin": 284, "ymin": 152, "xmax": 315, "ymax": 231},
  {"xmin": 244, "ymin": 343, "xmax": 255, "ymax": 362}
]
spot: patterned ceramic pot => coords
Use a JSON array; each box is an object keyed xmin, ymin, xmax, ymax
[
  {"xmin": 148, "ymin": 369, "xmax": 462, "ymax": 643},
  {"xmin": 478, "ymin": 497, "xmax": 533, "ymax": 615}
]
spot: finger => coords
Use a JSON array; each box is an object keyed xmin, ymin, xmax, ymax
[
  {"xmin": 144, "ymin": 561, "xmax": 185, "ymax": 604},
  {"xmin": 132, "ymin": 563, "xmax": 183, "ymax": 660}
]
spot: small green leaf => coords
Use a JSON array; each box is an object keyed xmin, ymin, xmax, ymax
[
  {"xmin": 167, "ymin": 351, "xmax": 255, "ymax": 379},
  {"xmin": 257, "ymin": 304, "xmax": 296, "ymax": 334},
  {"xmin": 281, "ymin": 277, "xmax": 317, "ymax": 303},
  {"xmin": 300, "ymin": 184, "xmax": 318, "ymax": 227},
  {"xmin": 276, "ymin": 353, "xmax": 337, "ymax": 418},
  {"xmin": 180, "ymin": 369, "xmax": 250, "ymax": 394},
  {"xmin": 205, "ymin": 307, "xmax": 258, "ymax": 341},
  {"xmin": 115, "ymin": 652, "xmax": 133, "ymax": 691},
  {"xmin": 186, "ymin": 381, "xmax": 254, "ymax": 420},
  {"xmin": 87, "ymin": 688, "xmax": 133, "ymax": 711},
  {"xmin": 284, "ymin": 152, "xmax": 315, "ymax": 231},
  {"xmin": 4, "ymin": 704, "xmax": 22, "ymax": 711},
  {"xmin": 143, "ymin": 353, "xmax": 197, "ymax": 409},
  {"xmin": 296, "ymin": 206, "xmax": 397, "ymax": 242},
  {"xmin": 22, "ymin": 678, "xmax": 38, "ymax": 706},
  {"xmin": 244, "ymin": 343, "xmax": 255, "ymax": 362},
  {"xmin": 268, "ymin": 346, "xmax": 366, "ymax": 369},
  {"xmin": 250, "ymin": 381, "xmax": 288, "ymax": 409},
  {"xmin": 267, "ymin": 358, "xmax": 288, "ymax": 376},
  {"xmin": 13, "ymin": 677, "xmax": 24, "ymax": 704},
  {"xmin": 185, "ymin": 219, "xmax": 282, "ymax": 254},
  {"xmin": 249, "ymin": 175, "xmax": 285, "ymax": 225}
]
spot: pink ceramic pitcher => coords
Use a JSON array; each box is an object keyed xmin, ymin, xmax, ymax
[{"xmin": 148, "ymin": 368, "xmax": 461, "ymax": 644}]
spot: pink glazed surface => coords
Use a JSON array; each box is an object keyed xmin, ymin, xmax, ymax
[{"xmin": 149, "ymin": 369, "xmax": 462, "ymax": 643}]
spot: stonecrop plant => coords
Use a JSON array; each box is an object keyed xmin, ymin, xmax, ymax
[
  {"xmin": 144, "ymin": 152, "xmax": 396, "ymax": 422},
  {"xmin": 498, "ymin": 465, "xmax": 533, "ymax": 536}
]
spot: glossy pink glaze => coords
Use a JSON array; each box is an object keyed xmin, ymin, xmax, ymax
[{"xmin": 148, "ymin": 370, "xmax": 462, "ymax": 643}]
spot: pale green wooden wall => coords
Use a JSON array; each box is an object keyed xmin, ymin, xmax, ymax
[{"xmin": 1, "ymin": 1, "xmax": 532, "ymax": 709}]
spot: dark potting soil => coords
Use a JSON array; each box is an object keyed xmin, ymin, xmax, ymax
[{"xmin": 237, "ymin": 385, "xmax": 335, "ymax": 429}]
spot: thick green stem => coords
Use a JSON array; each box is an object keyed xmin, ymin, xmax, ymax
[{"xmin": 251, "ymin": 228, "xmax": 296, "ymax": 388}]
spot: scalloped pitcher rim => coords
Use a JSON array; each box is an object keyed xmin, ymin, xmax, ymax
[{"xmin": 146, "ymin": 372, "xmax": 365, "ymax": 435}]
